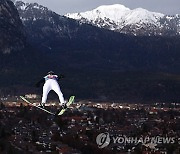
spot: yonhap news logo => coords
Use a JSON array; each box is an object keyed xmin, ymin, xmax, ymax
[
  {"xmin": 96, "ymin": 132, "xmax": 179, "ymax": 149},
  {"xmin": 96, "ymin": 132, "xmax": 111, "ymax": 148}
]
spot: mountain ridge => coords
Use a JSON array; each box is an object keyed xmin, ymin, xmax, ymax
[
  {"xmin": 66, "ymin": 4, "xmax": 180, "ymax": 36},
  {"xmin": 13, "ymin": 1, "xmax": 180, "ymax": 73},
  {"xmin": 0, "ymin": 0, "xmax": 26, "ymax": 54}
]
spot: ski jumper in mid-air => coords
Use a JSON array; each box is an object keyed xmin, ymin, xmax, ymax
[{"xmin": 36, "ymin": 71, "xmax": 66, "ymax": 108}]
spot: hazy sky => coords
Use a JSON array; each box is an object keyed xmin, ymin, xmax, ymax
[{"xmin": 15, "ymin": 0, "xmax": 180, "ymax": 15}]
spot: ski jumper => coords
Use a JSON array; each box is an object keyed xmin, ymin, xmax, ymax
[{"xmin": 42, "ymin": 74, "xmax": 65, "ymax": 105}]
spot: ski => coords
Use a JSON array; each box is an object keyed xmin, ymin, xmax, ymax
[
  {"xmin": 58, "ymin": 96, "xmax": 75, "ymax": 115},
  {"xmin": 20, "ymin": 96, "xmax": 55, "ymax": 115}
]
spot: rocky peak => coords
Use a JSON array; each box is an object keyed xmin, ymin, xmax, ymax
[{"xmin": 0, "ymin": 0, "xmax": 26, "ymax": 54}]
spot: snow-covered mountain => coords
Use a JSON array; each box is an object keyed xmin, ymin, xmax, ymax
[
  {"xmin": 66, "ymin": 4, "xmax": 180, "ymax": 36},
  {"xmin": 13, "ymin": 0, "xmax": 84, "ymax": 50},
  {"xmin": 13, "ymin": 1, "xmax": 180, "ymax": 36},
  {"xmin": 160, "ymin": 14, "xmax": 180, "ymax": 36}
]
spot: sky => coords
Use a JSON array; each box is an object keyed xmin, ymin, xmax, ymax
[{"xmin": 14, "ymin": 0, "xmax": 180, "ymax": 15}]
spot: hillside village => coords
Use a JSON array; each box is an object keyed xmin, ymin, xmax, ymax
[{"xmin": 0, "ymin": 97, "xmax": 179, "ymax": 153}]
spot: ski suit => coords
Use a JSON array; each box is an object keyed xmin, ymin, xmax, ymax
[{"xmin": 41, "ymin": 74, "xmax": 65, "ymax": 105}]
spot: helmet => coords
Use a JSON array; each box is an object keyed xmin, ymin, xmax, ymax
[{"xmin": 47, "ymin": 71, "xmax": 55, "ymax": 75}]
